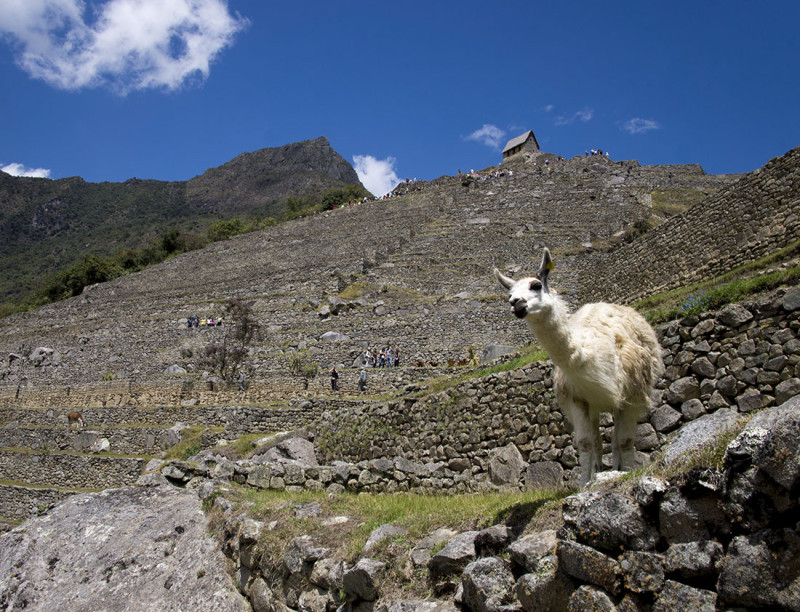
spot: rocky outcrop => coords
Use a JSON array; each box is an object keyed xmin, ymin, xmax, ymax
[
  {"xmin": 0, "ymin": 485, "xmax": 248, "ymax": 611},
  {"xmin": 183, "ymin": 398, "xmax": 800, "ymax": 612}
]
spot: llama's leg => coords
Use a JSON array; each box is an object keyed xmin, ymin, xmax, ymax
[
  {"xmin": 612, "ymin": 405, "xmax": 641, "ymax": 472},
  {"xmin": 566, "ymin": 400, "xmax": 601, "ymax": 487}
]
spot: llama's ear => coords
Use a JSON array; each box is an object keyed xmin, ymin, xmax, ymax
[
  {"xmin": 538, "ymin": 248, "xmax": 554, "ymax": 291},
  {"xmin": 494, "ymin": 268, "xmax": 515, "ymax": 290}
]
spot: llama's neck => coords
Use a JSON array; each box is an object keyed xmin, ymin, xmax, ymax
[{"xmin": 525, "ymin": 299, "xmax": 579, "ymax": 368}]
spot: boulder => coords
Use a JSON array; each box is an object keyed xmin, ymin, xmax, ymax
[
  {"xmin": 284, "ymin": 536, "xmax": 328, "ymax": 576},
  {"xmin": 428, "ymin": 531, "xmax": 478, "ymax": 579},
  {"xmin": 487, "ymin": 443, "xmax": 525, "ymax": 487},
  {"xmin": 460, "ymin": 557, "xmax": 515, "ymax": 612},
  {"xmin": 664, "ymin": 540, "xmax": 723, "ymax": 580},
  {"xmin": 652, "ymin": 580, "xmax": 716, "ymax": 612},
  {"xmin": 717, "ymin": 528, "xmax": 800, "ymax": 610},
  {"xmin": 508, "ymin": 530, "xmax": 557, "ymax": 573},
  {"xmin": 515, "ymin": 565, "xmax": 574, "ymax": 612},
  {"xmin": 557, "ymin": 540, "xmax": 622, "ymax": 596},
  {"xmin": 661, "ymin": 409, "xmax": 739, "ymax": 465},
  {"xmin": 567, "ymin": 491, "xmax": 659, "ymax": 552},
  {"xmin": 342, "ymin": 558, "xmax": 385, "ymax": 601},
  {"xmin": 0, "ymin": 486, "xmax": 248, "ymax": 611},
  {"xmin": 524, "ymin": 461, "xmax": 563, "ymax": 489},
  {"xmin": 716, "ymin": 303, "xmax": 754, "ymax": 327},
  {"xmin": 363, "ymin": 524, "xmax": 408, "ymax": 554},
  {"xmin": 260, "ymin": 437, "xmax": 318, "ymax": 466},
  {"xmin": 410, "ymin": 528, "xmax": 457, "ymax": 568}
]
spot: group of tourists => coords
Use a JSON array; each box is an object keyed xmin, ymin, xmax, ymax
[
  {"xmin": 586, "ymin": 149, "xmax": 610, "ymax": 157},
  {"xmin": 330, "ymin": 365, "xmax": 370, "ymax": 393},
  {"xmin": 187, "ymin": 314, "xmax": 222, "ymax": 328},
  {"xmin": 364, "ymin": 346, "xmax": 401, "ymax": 368}
]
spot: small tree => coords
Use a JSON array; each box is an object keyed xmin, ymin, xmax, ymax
[
  {"xmin": 288, "ymin": 350, "xmax": 319, "ymax": 390},
  {"xmin": 200, "ymin": 299, "xmax": 260, "ymax": 383}
]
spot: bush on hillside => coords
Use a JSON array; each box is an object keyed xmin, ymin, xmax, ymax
[{"xmin": 200, "ymin": 299, "xmax": 261, "ymax": 383}]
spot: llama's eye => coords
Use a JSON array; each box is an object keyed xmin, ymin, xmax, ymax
[{"xmin": 530, "ymin": 281, "xmax": 542, "ymax": 291}]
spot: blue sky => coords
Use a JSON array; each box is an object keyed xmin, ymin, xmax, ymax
[{"xmin": 1, "ymin": 1, "xmax": 798, "ymax": 197}]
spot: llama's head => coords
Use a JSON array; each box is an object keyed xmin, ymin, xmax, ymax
[{"xmin": 494, "ymin": 248, "xmax": 555, "ymax": 319}]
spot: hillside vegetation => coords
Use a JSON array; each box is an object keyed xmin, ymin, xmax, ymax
[{"xmin": 0, "ymin": 137, "xmax": 367, "ymax": 314}]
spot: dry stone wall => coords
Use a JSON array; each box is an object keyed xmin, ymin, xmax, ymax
[
  {"xmin": 312, "ymin": 288, "xmax": 800, "ymax": 489},
  {"xmin": 580, "ymin": 145, "xmax": 800, "ymax": 304},
  {"xmin": 0, "ymin": 484, "xmax": 74, "ymax": 521},
  {"xmin": 0, "ymin": 451, "xmax": 144, "ymax": 489}
]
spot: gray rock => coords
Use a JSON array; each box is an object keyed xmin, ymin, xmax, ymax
[
  {"xmin": 284, "ymin": 536, "xmax": 328, "ymax": 576},
  {"xmin": 650, "ymin": 404, "xmax": 682, "ymax": 433},
  {"xmin": 557, "ymin": 540, "xmax": 621, "ymax": 596},
  {"xmin": 736, "ymin": 389, "xmax": 764, "ymax": 413},
  {"xmin": 475, "ymin": 525, "xmax": 513, "ymax": 555},
  {"xmin": 479, "ymin": 345, "xmax": 518, "ymax": 364},
  {"xmin": 667, "ymin": 376, "xmax": 700, "ymax": 404},
  {"xmin": 782, "ymin": 286, "xmax": 800, "ymax": 311},
  {"xmin": 716, "ymin": 303, "xmax": 754, "ymax": 328},
  {"xmin": 247, "ymin": 464, "xmax": 273, "ymax": 489},
  {"xmin": 567, "ymin": 585, "xmax": 616, "ymax": 611},
  {"xmin": 487, "ymin": 443, "xmax": 525, "ymax": 487},
  {"xmin": 428, "ymin": 531, "xmax": 478, "ymax": 579},
  {"xmin": 164, "ymin": 364, "xmax": 187, "ymax": 375},
  {"xmin": 632, "ymin": 476, "xmax": 667, "ymax": 508},
  {"xmin": 620, "ymin": 550, "xmax": 664, "ymax": 593},
  {"xmin": 661, "ymin": 408, "xmax": 739, "ymax": 465},
  {"xmin": 298, "ymin": 586, "xmax": 330, "ymax": 612},
  {"xmin": 652, "ymin": 580, "xmax": 716, "ymax": 612},
  {"xmin": 0, "ymin": 486, "xmax": 248, "ymax": 611},
  {"xmin": 320, "ymin": 330, "xmax": 349, "ymax": 342},
  {"xmin": 515, "ymin": 567, "xmax": 574, "ymax": 612},
  {"xmin": 508, "ymin": 530, "xmax": 557, "ymax": 573},
  {"xmin": 309, "ymin": 558, "xmax": 344, "ymax": 591},
  {"xmin": 570, "ymin": 491, "xmax": 659, "ymax": 552},
  {"xmin": 664, "ymin": 540, "xmax": 723, "ymax": 579},
  {"xmin": 524, "ymin": 461, "xmax": 563, "ymax": 489},
  {"xmin": 343, "ymin": 558, "xmax": 385, "ymax": 601},
  {"xmin": 363, "ymin": 524, "xmax": 408, "ymax": 554},
  {"xmin": 724, "ymin": 397, "xmax": 800, "ymax": 471},
  {"xmin": 461, "ymin": 557, "xmax": 515, "ymax": 612},
  {"xmin": 751, "ymin": 399, "xmax": 800, "ymax": 490},
  {"xmin": 717, "ymin": 528, "xmax": 800, "ymax": 610},
  {"xmin": 410, "ymin": 528, "xmax": 457, "ymax": 568},
  {"xmin": 259, "ymin": 437, "xmax": 318, "ymax": 466},
  {"xmin": 775, "ymin": 378, "xmax": 800, "ymax": 404}
]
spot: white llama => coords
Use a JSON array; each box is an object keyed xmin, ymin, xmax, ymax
[{"xmin": 495, "ymin": 248, "xmax": 664, "ymax": 487}]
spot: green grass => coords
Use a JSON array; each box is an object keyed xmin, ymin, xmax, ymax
[
  {"xmin": 162, "ymin": 425, "xmax": 222, "ymax": 460},
  {"xmin": 651, "ymin": 188, "xmax": 714, "ymax": 216},
  {"xmin": 232, "ymin": 486, "xmax": 568, "ymax": 582},
  {"xmin": 634, "ymin": 239, "xmax": 800, "ymax": 323},
  {"xmin": 416, "ymin": 345, "xmax": 549, "ymax": 397}
]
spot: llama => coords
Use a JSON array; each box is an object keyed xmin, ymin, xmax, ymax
[
  {"xmin": 495, "ymin": 248, "xmax": 664, "ymax": 487},
  {"xmin": 67, "ymin": 411, "xmax": 86, "ymax": 429}
]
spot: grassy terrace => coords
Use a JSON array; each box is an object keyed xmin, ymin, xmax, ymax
[
  {"xmin": 634, "ymin": 239, "xmax": 800, "ymax": 323},
  {"xmin": 209, "ymin": 486, "xmax": 568, "ymax": 600}
]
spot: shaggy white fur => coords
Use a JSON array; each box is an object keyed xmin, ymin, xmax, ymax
[{"xmin": 495, "ymin": 248, "xmax": 664, "ymax": 487}]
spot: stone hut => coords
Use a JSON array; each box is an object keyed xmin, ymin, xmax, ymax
[{"xmin": 502, "ymin": 130, "xmax": 540, "ymax": 160}]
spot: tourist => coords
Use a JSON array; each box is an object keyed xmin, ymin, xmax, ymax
[
  {"xmin": 330, "ymin": 366, "xmax": 339, "ymax": 391},
  {"xmin": 358, "ymin": 368, "xmax": 367, "ymax": 392}
]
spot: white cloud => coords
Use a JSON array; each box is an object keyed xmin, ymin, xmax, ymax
[
  {"xmin": 353, "ymin": 154, "xmax": 400, "ymax": 198},
  {"xmin": 554, "ymin": 107, "xmax": 594, "ymax": 126},
  {"xmin": 465, "ymin": 124, "xmax": 506, "ymax": 150},
  {"xmin": 0, "ymin": 0, "xmax": 248, "ymax": 93},
  {"xmin": 1, "ymin": 162, "xmax": 51, "ymax": 177},
  {"xmin": 543, "ymin": 104, "xmax": 554, "ymax": 113},
  {"xmin": 619, "ymin": 118, "xmax": 661, "ymax": 135}
]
